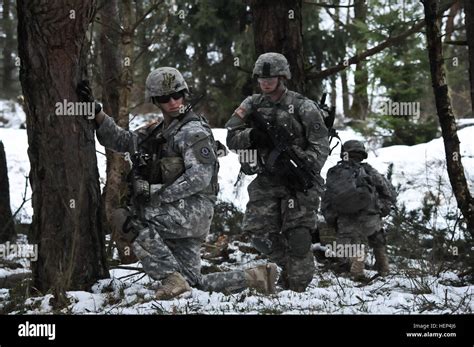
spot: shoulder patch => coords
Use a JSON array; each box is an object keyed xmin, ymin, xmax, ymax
[
  {"xmin": 234, "ymin": 106, "xmax": 247, "ymax": 119},
  {"xmin": 193, "ymin": 136, "xmax": 216, "ymax": 164}
]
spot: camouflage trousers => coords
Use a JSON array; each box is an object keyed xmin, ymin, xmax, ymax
[
  {"xmin": 243, "ymin": 174, "xmax": 318, "ymax": 292},
  {"xmin": 336, "ymin": 214, "xmax": 386, "ymax": 249},
  {"xmin": 131, "ymin": 195, "xmax": 248, "ymax": 292}
]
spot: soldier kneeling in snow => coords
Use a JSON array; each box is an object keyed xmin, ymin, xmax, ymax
[{"xmin": 77, "ymin": 67, "xmax": 277, "ymax": 300}]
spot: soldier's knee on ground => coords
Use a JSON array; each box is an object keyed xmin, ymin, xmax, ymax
[{"xmin": 287, "ymin": 228, "xmax": 312, "ymax": 258}]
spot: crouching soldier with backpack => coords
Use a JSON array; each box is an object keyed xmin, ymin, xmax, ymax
[{"xmin": 321, "ymin": 140, "xmax": 396, "ymax": 280}]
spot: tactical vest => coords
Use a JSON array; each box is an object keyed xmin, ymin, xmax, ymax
[
  {"xmin": 139, "ymin": 111, "xmax": 219, "ymax": 196},
  {"xmin": 240, "ymin": 91, "xmax": 312, "ymax": 176}
]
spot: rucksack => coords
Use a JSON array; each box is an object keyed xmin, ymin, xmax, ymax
[{"xmin": 325, "ymin": 161, "xmax": 377, "ymax": 214}]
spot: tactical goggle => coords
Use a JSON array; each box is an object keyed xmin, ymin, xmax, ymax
[{"xmin": 152, "ymin": 91, "xmax": 184, "ymax": 104}]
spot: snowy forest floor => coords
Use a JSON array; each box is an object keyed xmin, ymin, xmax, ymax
[{"xmin": 0, "ymin": 234, "xmax": 472, "ymax": 314}]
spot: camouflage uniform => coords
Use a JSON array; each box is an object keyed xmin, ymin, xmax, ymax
[
  {"xmin": 321, "ymin": 140, "xmax": 396, "ymax": 276},
  {"xmin": 97, "ymin": 67, "xmax": 260, "ymax": 294},
  {"xmin": 225, "ymin": 53, "xmax": 330, "ymax": 292}
]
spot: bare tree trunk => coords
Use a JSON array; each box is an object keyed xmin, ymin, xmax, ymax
[
  {"xmin": 465, "ymin": 0, "xmax": 474, "ymax": 117},
  {"xmin": 330, "ymin": 75, "xmax": 337, "ymax": 109},
  {"xmin": 17, "ymin": 0, "xmax": 108, "ymax": 299},
  {"xmin": 341, "ymin": 70, "xmax": 350, "ymax": 117},
  {"xmin": 2, "ymin": 0, "xmax": 16, "ymax": 98},
  {"xmin": 100, "ymin": 0, "xmax": 137, "ymax": 264},
  {"xmin": 100, "ymin": 0, "xmax": 121, "ymax": 118},
  {"xmin": 250, "ymin": 0, "xmax": 306, "ymax": 93},
  {"xmin": 423, "ymin": 0, "xmax": 474, "ymax": 235},
  {"xmin": 341, "ymin": 2, "xmax": 351, "ymax": 117},
  {"xmin": 349, "ymin": 0, "xmax": 369, "ymax": 120},
  {"xmin": 0, "ymin": 141, "xmax": 15, "ymax": 243},
  {"xmin": 134, "ymin": 0, "xmax": 151, "ymax": 91},
  {"xmin": 120, "ymin": 0, "xmax": 134, "ymax": 120}
]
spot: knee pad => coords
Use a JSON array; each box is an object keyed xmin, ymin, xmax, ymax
[{"xmin": 287, "ymin": 228, "xmax": 312, "ymax": 258}]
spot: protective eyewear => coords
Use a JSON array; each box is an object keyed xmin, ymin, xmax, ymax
[{"xmin": 153, "ymin": 91, "xmax": 184, "ymax": 104}]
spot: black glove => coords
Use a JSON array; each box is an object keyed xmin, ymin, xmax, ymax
[
  {"xmin": 133, "ymin": 179, "xmax": 150, "ymax": 202},
  {"xmin": 122, "ymin": 215, "xmax": 144, "ymax": 243},
  {"xmin": 76, "ymin": 80, "xmax": 102, "ymax": 115},
  {"xmin": 249, "ymin": 128, "xmax": 273, "ymax": 148}
]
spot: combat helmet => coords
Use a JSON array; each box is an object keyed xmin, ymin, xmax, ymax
[
  {"xmin": 341, "ymin": 140, "xmax": 368, "ymax": 159},
  {"xmin": 145, "ymin": 67, "xmax": 189, "ymax": 102},
  {"xmin": 252, "ymin": 52, "xmax": 291, "ymax": 79}
]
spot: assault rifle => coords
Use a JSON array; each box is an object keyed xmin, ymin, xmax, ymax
[
  {"xmin": 252, "ymin": 110, "xmax": 318, "ymax": 193},
  {"xmin": 128, "ymin": 94, "xmax": 206, "ymax": 211},
  {"xmin": 319, "ymin": 93, "xmax": 340, "ymax": 154}
]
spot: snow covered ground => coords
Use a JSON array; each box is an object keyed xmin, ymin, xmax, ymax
[
  {"xmin": 3, "ymin": 248, "xmax": 472, "ymax": 315},
  {"xmin": 0, "ymin": 108, "xmax": 473, "ymax": 314}
]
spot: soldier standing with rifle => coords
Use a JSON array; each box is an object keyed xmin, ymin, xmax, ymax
[
  {"xmin": 225, "ymin": 53, "xmax": 330, "ymax": 292},
  {"xmin": 77, "ymin": 67, "xmax": 278, "ymax": 300}
]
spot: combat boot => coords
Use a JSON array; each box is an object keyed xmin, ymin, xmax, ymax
[
  {"xmin": 245, "ymin": 263, "xmax": 278, "ymax": 294},
  {"xmin": 349, "ymin": 247, "xmax": 367, "ymax": 282},
  {"xmin": 155, "ymin": 272, "xmax": 191, "ymax": 300},
  {"xmin": 374, "ymin": 246, "xmax": 389, "ymax": 276},
  {"xmin": 349, "ymin": 258, "xmax": 366, "ymax": 281}
]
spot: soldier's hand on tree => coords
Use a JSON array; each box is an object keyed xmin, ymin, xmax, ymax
[
  {"xmin": 76, "ymin": 80, "xmax": 95, "ymax": 103},
  {"xmin": 76, "ymin": 80, "xmax": 104, "ymax": 123},
  {"xmin": 250, "ymin": 128, "xmax": 272, "ymax": 148}
]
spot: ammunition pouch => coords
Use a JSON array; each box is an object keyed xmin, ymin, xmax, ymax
[
  {"xmin": 146, "ymin": 156, "xmax": 162, "ymax": 184},
  {"xmin": 160, "ymin": 156, "xmax": 185, "ymax": 185}
]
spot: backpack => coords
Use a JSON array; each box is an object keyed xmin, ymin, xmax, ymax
[{"xmin": 325, "ymin": 161, "xmax": 377, "ymax": 214}]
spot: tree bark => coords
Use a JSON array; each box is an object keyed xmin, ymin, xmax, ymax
[
  {"xmin": 134, "ymin": 0, "xmax": 151, "ymax": 91},
  {"xmin": 0, "ymin": 141, "xmax": 15, "ymax": 243},
  {"xmin": 120, "ymin": 0, "xmax": 134, "ymax": 120},
  {"xmin": 465, "ymin": 0, "xmax": 474, "ymax": 117},
  {"xmin": 423, "ymin": 0, "xmax": 474, "ymax": 235},
  {"xmin": 349, "ymin": 0, "xmax": 369, "ymax": 120},
  {"xmin": 99, "ymin": 0, "xmax": 137, "ymax": 264},
  {"xmin": 250, "ymin": 0, "xmax": 306, "ymax": 93},
  {"xmin": 17, "ymin": 0, "xmax": 108, "ymax": 297},
  {"xmin": 341, "ymin": 70, "xmax": 350, "ymax": 117},
  {"xmin": 2, "ymin": 0, "xmax": 16, "ymax": 98}
]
